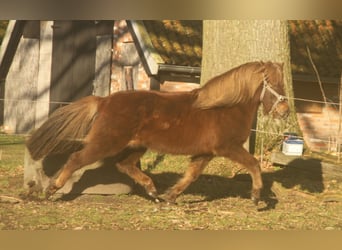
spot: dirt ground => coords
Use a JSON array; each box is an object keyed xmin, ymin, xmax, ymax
[{"xmin": 1, "ymin": 136, "xmax": 342, "ymax": 230}]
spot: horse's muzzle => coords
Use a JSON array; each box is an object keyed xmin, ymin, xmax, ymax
[{"xmin": 273, "ymin": 101, "xmax": 290, "ymax": 119}]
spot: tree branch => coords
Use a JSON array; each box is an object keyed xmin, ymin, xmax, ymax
[{"xmin": 306, "ymin": 46, "xmax": 328, "ymax": 104}]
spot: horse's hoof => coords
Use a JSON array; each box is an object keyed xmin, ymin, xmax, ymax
[
  {"xmin": 147, "ymin": 191, "xmax": 162, "ymax": 203},
  {"xmin": 148, "ymin": 191, "xmax": 157, "ymax": 197},
  {"xmin": 166, "ymin": 200, "xmax": 177, "ymax": 206},
  {"xmin": 251, "ymin": 196, "xmax": 260, "ymax": 206},
  {"xmin": 45, "ymin": 190, "xmax": 55, "ymax": 199},
  {"xmin": 148, "ymin": 191, "xmax": 159, "ymax": 200},
  {"xmin": 159, "ymin": 192, "xmax": 177, "ymax": 205},
  {"xmin": 251, "ymin": 189, "xmax": 261, "ymax": 206},
  {"xmin": 45, "ymin": 183, "xmax": 58, "ymax": 199}
]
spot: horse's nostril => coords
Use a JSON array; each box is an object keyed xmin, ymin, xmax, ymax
[
  {"xmin": 282, "ymin": 109, "xmax": 290, "ymax": 118},
  {"xmin": 273, "ymin": 104, "xmax": 290, "ymax": 119}
]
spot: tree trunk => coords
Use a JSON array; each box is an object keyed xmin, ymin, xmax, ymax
[{"xmin": 201, "ymin": 20, "xmax": 300, "ymax": 154}]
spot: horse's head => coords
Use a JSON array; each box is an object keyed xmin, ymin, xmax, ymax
[{"xmin": 259, "ymin": 62, "xmax": 290, "ymax": 119}]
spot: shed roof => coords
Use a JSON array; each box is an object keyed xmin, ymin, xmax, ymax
[
  {"xmin": 143, "ymin": 20, "xmax": 202, "ymax": 67},
  {"xmin": 289, "ymin": 20, "xmax": 342, "ymax": 81},
  {"xmin": 128, "ymin": 20, "xmax": 201, "ymax": 83},
  {"xmin": 129, "ymin": 20, "xmax": 342, "ymax": 83}
]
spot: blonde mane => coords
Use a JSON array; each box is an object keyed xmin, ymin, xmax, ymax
[{"xmin": 193, "ymin": 61, "xmax": 283, "ymax": 109}]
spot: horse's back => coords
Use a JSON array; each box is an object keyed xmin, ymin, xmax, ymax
[
  {"xmin": 101, "ymin": 90, "xmax": 195, "ymax": 116},
  {"xmin": 91, "ymin": 90, "xmax": 195, "ymax": 137},
  {"xmin": 92, "ymin": 90, "xmax": 203, "ymax": 152}
]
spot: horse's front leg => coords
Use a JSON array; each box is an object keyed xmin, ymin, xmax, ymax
[
  {"xmin": 161, "ymin": 155, "xmax": 213, "ymax": 204},
  {"xmin": 217, "ymin": 145, "xmax": 263, "ymax": 205},
  {"xmin": 115, "ymin": 148, "xmax": 159, "ymax": 201}
]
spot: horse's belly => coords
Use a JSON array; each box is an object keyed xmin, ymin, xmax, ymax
[{"xmin": 135, "ymin": 125, "xmax": 217, "ymax": 155}]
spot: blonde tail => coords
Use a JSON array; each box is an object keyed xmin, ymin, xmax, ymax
[{"xmin": 26, "ymin": 96, "xmax": 100, "ymax": 160}]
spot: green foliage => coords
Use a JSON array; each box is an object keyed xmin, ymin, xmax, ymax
[
  {"xmin": 255, "ymin": 105, "xmax": 302, "ymax": 158},
  {"xmin": 0, "ymin": 20, "xmax": 9, "ymax": 45}
]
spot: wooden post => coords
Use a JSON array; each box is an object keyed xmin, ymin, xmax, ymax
[
  {"xmin": 150, "ymin": 77, "xmax": 160, "ymax": 90},
  {"xmin": 124, "ymin": 66, "xmax": 134, "ymax": 90},
  {"xmin": 34, "ymin": 21, "xmax": 53, "ymax": 128},
  {"xmin": 93, "ymin": 21, "xmax": 113, "ymax": 97}
]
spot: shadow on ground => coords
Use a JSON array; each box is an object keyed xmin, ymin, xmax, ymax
[{"xmin": 53, "ymin": 156, "xmax": 325, "ymax": 211}]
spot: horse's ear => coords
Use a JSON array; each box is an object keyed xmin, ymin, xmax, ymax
[
  {"xmin": 254, "ymin": 62, "xmax": 266, "ymax": 74},
  {"xmin": 277, "ymin": 62, "xmax": 284, "ymax": 69}
]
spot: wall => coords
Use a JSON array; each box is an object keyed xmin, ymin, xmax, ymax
[
  {"xmin": 111, "ymin": 20, "xmax": 150, "ymax": 92},
  {"xmin": 2, "ymin": 21, "xmax": 112, "ymax": 134},
  {"xmin": 294, "ymin": 80, "xmax": 341, "ymax": 152},
  {"xmin": 3, "ymin": 22, "xmax": 40, "ymax": 133},
  {"xmin": 111, "ymin": 20, "xmax": 199, "ymax": 93}
]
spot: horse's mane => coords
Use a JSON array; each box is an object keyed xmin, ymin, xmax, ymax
[{"xmin": 193, "ymin": 61, "xmax": 283, "ymax": 109}]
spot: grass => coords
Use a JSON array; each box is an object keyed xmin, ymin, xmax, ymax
[
  {"xmin": 1, "ymin": 134, "xmax": 342, "ymax": 230},
  {"xmin": 0, "ymin": 135, "xmax": 25, "ymax": 167}
]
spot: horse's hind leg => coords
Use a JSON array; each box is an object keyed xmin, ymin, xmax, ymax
[
  {"xmin": 45, "ymin": 140, "xmax": 129, "ymax": 198},
  {"xmin": 161, "ymin": 155, "xmax": 213, "ymax": 203},
  {"xmin": 115, "ymin": 148, "xmax": 158, "ymax": 200},
  {"xmin": 218, "ymin": 146, "xmax": 263, "ymax": 205}
]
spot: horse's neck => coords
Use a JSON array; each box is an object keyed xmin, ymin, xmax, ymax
[{"xmin": 235, "ymin": 97, "xmax": 261, "ymax": 129}]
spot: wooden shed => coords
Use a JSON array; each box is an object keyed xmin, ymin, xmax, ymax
[
  {"xmin": 1, "ymin": 20, "xmax": 134, "ymax": 196},
  {"xmin": 288, "ymin": 20, "xmax": 342, "ymax": 152},
  {"xmin": 0, "ymin": 20, "xmax": 113, "ymax": 133},
  {"xmin": 110, "ymin": 20, "xmax": 201, "ymax": 93}
]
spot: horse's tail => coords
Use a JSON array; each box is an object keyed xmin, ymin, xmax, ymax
[{"xmin": 26, "ymin": 95, "xmax": 101, "ymax": 161}]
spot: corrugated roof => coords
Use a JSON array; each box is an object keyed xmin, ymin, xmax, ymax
[
  {"xmin": 142, "ymin": 20, "xmax": 202, "ymax": 67},
  {"xmin": 289, "ymin": 20, "xmax": 342, "ymax": 79},
  {"xmin": 136, "ymin": 20, "xmax": 342, "ymax": 80}
]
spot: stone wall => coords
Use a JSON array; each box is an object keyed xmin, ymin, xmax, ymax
[
  {"xmin": 297, "ymin": 105, "xmax": 342, "ymax": 152},
  {"xmin": 293, "ymin": 79, "xmax": 341, "ymax": 153},
  {"xmin": 111, "ymin": 20, "xmax": 150, "ymax": 92}
]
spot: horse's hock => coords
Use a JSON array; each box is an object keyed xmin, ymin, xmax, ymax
[{"xmin": 24, "ymin": 148, "xmax": 135, "ymax": 196}]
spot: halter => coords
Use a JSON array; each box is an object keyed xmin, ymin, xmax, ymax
[{"xmin": 259, "ymin": 74, "xmax": 286, "ymax": 114}]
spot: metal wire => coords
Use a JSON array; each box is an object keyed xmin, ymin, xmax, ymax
[{"xmin": 0, "ymin": 95, "xmax": 340, "ymax": 146}]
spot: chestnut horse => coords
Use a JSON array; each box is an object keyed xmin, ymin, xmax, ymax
[{"xmin": 26, "ymin": 61, "xmax": 289, "ymax": 205}]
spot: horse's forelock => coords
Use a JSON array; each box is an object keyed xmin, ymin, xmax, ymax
[{"xmin": 263, "ymin": 62, "xmax": 284, "ymax": 88}]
